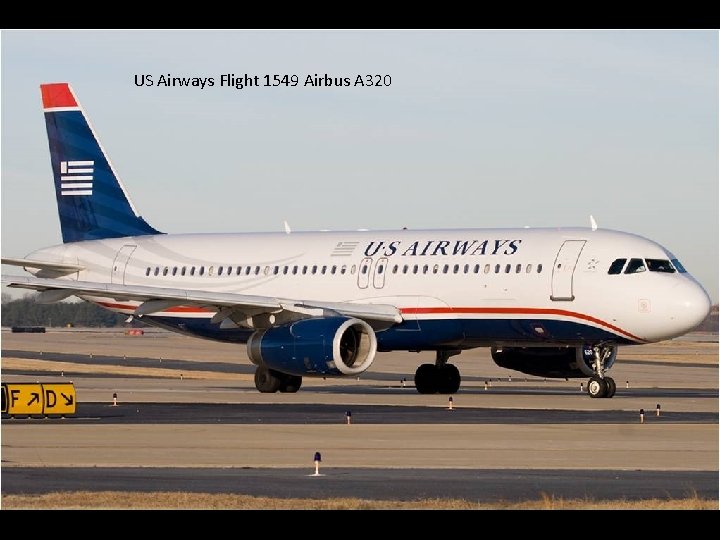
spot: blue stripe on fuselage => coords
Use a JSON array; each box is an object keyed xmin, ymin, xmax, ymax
[{"xmin": 139, "ymin": 315, "xmax": 634, "ymax": 348}]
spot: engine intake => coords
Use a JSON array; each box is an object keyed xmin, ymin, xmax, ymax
[{"xmin": 247, "ymin": 316, "xmax": 377, "ymax": 377}]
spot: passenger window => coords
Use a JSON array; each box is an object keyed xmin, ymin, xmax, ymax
[
  {"xmin": 312, "ymin": 265, "xmax": 318, "ymax": 275},
  {"xmin": 646, "ymin": 259, "xmax": 675, "ymax": 273},
  {"xmin": 537, "ymin": 264, "xmax": 543, "ymax": 273},
  {"xmin": 181, "ymin": 266, "xmax": 187, "ymax": 276},
  {"xmin": 272, "ymin": 266, "xmax": 278, "ymax": 275},
  {"xmin": 245, "ymin": 266, "xmax": 252, "ymax": 275},
  {"xmin": 473, "ymin": 264, "xmax": 480, "ymax": 274},
  {"xmin": 341, "ymin": 265, "xmax": 347, "ymax": 275},
  {"xmin": 392, "ymin": 265, "xmax": 398, "ymax": 274},
  {"xmin": 163, "ymin": 267, "xmax": 169, "ymax": 276},
  {"xmin": 331, "ymin": 265, "xmax": 337, "ymax": 275},
  {"xmin": 413, "ymin": 264, "xmax": 419, "ymax": 274},
  {"xmin": 264, "ymin": 266, "xmax": 270, "ymax": 276},
  {"xmin": 495, "ymin": 264, "xmax": 500, "ymax": 274},
  {"xmin": 145, "ymin": 267, "xmax": 151, "ymax": 276},
  {"xmin": 236, "ymin": 266, "xmax": 242, "ymax": 275},
  {"xmin": 453, "ymin": 264, "xmax": 459, "ymax": 274},
  {"xmin": 292, "ymin": 266, "xmax": 298, "ymax": 275},
  {"xmin": 505, "ymin": 264, "xmax": 511, "ymax": 273},
  {"xmin": 321, "ymin": 265, "xmax": 327, "ymax": 274},
  {"xmin": 172, "ymin": 267, "xmax": 178, "ymax": 276},
  {"xmin": 302, "ymin": 266, "xmax": 308, "ymax": 275},
  {"xmin": 190, "ymin": 266, "xmax": 196, "ymax": 276},
  {"xmin": 351, "ymin": 265, "xmax": 356, "ymax": 274},
  {"xmin": 433, "ymin": 265, "xmax": 439, "ymax": 274},
  {"xmin": 624, "ymin": 258, "xmax": 646, "ymax": 274},
  {"xmin": 218, "ymin": 266, "xmax": 224, "ymax": 276},
  {"xmin": 526, "ymin": 264, "xmax": 532, "ymax": 273},
  {"xmin": 377, "ymin": 264, "xmax": 384, "ymax": 274},
  {"xmin": 443, "ymin": 264, "xmax": 449, "ymax": 274},
  {"xmin": 403, "ymin": 265, "xmax": 409, "ymax": 274},
  {"xmin": 422, "ymin": 264, "xmax": 428, "ymax": 274},
  {"xmin": 484, "ymin": 264, "xmax": 490, "ymax": 274},
  {"xmin": 516, "ymin": 264, "xmax": 521, "ymax": 273},
  {"xmin": 607, "ymin": 258, "xmax": 626, "ymax": 275},
  {"xmin": 361, "ymin": 265, "xmax": 368, "ymax": 275},
  {"xmin": 199, "ymin": 266, "xmax": 205, "ymax": 276}
]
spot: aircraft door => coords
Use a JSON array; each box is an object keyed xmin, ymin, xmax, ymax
[
  {"xmin": 357, "ymin": 257, "xmax": 372, "ymax": 289},
  {"xmin": 111, "ymin": 245, "xmax": 137, "ymax": 284},
  {"xmin": 373, "ymin": 257, "xmax": 388, "ymax": 289},
  {"xmin": 550, "ymin": 240, "xmax": 586, "ymax": 301}
]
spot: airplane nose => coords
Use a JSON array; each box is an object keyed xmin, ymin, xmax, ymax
[{"xmin": 672, "ymin": 280, "xmax": 712, "ymax": 334}]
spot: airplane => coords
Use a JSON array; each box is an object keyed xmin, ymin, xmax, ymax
[{"xmin": 2, "ymin": 83, "xmax": 712, "ymax": 399}]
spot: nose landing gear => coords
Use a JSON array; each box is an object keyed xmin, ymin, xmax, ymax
[{"xmin": 585, "ymin": 345, "xmax": 617, "ymax": 399}]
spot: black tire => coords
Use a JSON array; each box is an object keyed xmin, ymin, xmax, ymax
[
  {"xmin": 254, "ymin": 366, "xmax": 282, "ymax": 393},
  {"xmin": 605, "ymin": 377, "xmax": 616, "ymax": 398},
  {"xmin": 438, "ymin": 364, "xmax": 461, "ymax": 394},
  {"xmin": 279, "ymin": 375, "xmax": 303, "ymax": 393},
  {"xmin": 414, "ymin": 363, "xmax": 438, "ymax": 394},
  {"xmin": 586, "ymin": 376, "xmax": 608, "ymax": 398}
]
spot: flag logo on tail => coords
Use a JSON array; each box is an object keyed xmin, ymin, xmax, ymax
[{"xmin": 60, "ymin": 160, "xmax": 94, "ymax": 196}]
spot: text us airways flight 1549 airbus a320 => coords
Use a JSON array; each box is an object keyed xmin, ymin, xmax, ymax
[{"xmin": 2, "ymin": 83, "xmax": 712, "ymax": 398}]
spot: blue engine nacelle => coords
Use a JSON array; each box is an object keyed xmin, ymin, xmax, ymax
[{"xmin": 246, "ymin": 317, "xmax": 377, "ymax": 377}]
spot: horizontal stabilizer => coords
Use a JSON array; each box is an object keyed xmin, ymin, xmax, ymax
[{"xmin": 1, "ymin": 257, "xmax": 84, "ymax": 275}]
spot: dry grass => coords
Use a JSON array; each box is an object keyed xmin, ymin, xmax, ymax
[
  {"xmin": 1, "ymin": 357, "xmax": 253, "ymax": 381},
  {"xmin": 2, "ymin": 491, "xmax": 717, "ymax": 510}
]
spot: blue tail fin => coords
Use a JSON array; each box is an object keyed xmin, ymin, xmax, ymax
[{"xmin": 41, "ymin": 83, "xmax": 162, "ymax": 243}]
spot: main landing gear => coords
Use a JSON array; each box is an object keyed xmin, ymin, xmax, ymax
[
  {"xmin": 254, "ymin": 365, "xmax": 302, "ymax": 393},
  {"xmin": 585, "ymin": 345, "xmax": 616, "ymax": 399},
  {"xmin": 414, "ymin": 350, "xmax": 462, "ymax": 394}
]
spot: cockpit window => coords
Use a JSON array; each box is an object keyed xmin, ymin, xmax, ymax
[
  {"xmin": 624, "ymin": 258, "xmax": 646, "ymax": 274},
  {"xmin": 607, "ymin": 258, "xmax": 626, "ymax": 275},
  {"xmin": 671, "ymin": 259, "xmax": 687, "ymax": 273},
  {"xmin": 646, "ymin": 259, "xmax": 676, "ymax": 273}
]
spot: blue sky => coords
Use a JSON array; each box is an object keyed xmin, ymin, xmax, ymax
[{"xmin": 2, "ymin": 30, "xmax": 718, "ymax": 301}]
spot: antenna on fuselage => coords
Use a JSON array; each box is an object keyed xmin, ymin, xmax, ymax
[{"xmin": 590, "ymin": 215, "xmax": 598, "ymax": 231}]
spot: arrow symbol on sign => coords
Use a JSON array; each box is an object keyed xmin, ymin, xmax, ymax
[
  {"xmin": 28, "ymin": 392, "xmax": 40, "ymax": 406},
  {"xmin": 61, "ymin": 393, "xmax": 74, "ymax": 406}
]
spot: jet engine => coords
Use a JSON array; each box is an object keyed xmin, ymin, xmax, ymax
[{"xmin": 247, "ymin": 316, "xmax": 377, "ymax": 376}]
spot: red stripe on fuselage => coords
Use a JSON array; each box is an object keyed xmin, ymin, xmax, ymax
[
  {"xmin": 97, "ymin": 301, "xmax": 213, "ymax": 313},
  {"xmin": 96, "ymin": 301, "xmax": 642, "ymax": 342}
]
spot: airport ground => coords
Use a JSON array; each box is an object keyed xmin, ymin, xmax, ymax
[{"xmin": 1, "ymin": 328, "xmax": 718, "ymax": 509}]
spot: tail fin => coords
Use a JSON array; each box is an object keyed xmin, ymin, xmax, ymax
[{"xmin": 41, "ymin": 83, "xmax": 161, "ymax": 243}]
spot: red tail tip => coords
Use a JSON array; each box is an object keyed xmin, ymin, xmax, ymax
[{"xmin": 41, "ymin": 83, "xmax": 77, "ymax": 109}]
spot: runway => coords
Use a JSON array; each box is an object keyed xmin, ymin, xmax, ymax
[
  {"xmin": 3, "ymin": 467, "xmax": 716, "ymax": 502},
  {"xmin": 3, "ymin": 401, "xmax": 717, "ymax": 425},
  {"xmin": 2, "ymin": 329, "xmax": 718, "ymax": 506}
]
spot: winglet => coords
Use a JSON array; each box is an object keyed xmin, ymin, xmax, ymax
[
  {"xmin": 590, "ymin": 215, "xmax": 598, "ymax": 231},
  {"xmin": 284, "ymin": 220, "xmax": 292, "ymax": 234}
]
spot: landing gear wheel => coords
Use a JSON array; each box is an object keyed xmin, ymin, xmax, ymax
[
  {"xmin": 586, "ymin": 376, "xmax": 608, "ymax": 398},
  {"xmin": 604, "ymin": 377, "xmax": 616, "ymax": 398},
  {"xmin": 254, "ymin": 366, "xmax": 283, "ymax": 393},
  {"xmin": 438, "ymin": 364, "xmax": 461, "ymax": 394},
  {"xmin": 414, "ymin": 363, "xmax": 438, "ymax": 394},
  {"xmin": 279, "ymin": 375, "xmax": 303, "ymax": 393}
]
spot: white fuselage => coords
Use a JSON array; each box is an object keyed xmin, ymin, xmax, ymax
[{"xmin": 27, "ymin": 227, "xmax": 711, "ymax": 347}]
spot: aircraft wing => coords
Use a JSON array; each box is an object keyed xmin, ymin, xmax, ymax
[{"xmin": 3, "ymin": 276, "xmax": 403, "ymax": 325}]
